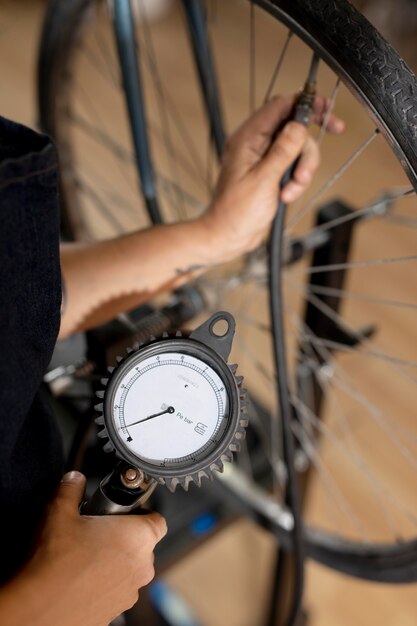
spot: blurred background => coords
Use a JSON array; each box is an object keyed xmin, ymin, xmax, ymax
[{"xmin": 1, "ymin": 1, "xmax": 417, "ymax": 625}]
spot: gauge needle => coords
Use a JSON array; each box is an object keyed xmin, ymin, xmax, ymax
[{"xmin": 125, "ymin": 406, "xmax": 175, "ymax": 428}]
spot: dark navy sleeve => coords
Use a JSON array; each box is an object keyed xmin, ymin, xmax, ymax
[{"xmin": 0, "ymin": 116, "xmax": 64, "ymax": 581}]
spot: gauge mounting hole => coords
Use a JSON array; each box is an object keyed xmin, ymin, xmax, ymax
[{"xmin": 210, "ymin": 318, "xmax": 229, "ymax": 338}]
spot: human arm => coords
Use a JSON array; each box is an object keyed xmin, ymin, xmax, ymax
[
  {"xmin": 59, "ymin": 94, "xmax": 344, "ymax": 338},
  {"xmin": 0, "ymin": 472, "xmax": 167, "ymax": 626}
]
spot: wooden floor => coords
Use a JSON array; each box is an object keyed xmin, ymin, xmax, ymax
[{"xmin": 1, "ymin": 1, "xmax": 417, "ymax": 625}]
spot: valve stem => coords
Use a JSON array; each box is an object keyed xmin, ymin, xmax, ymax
[{"xmin": 293, "ymin": 52, "xmax": 319, "ymax": 127}]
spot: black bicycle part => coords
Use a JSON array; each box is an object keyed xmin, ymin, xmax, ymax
[
  {"xmin": 181, "ymin": 0, "xmax": 226, "ymax": 157},
  {"xmin": 268, "ymin": 199, "xmax": 359, "ymax": 626},
  {"xmin": 112, "ymin": 0, "xmax": 162, "ymax": 225},
  {"xmin": 266, "ymin": 62, "xmax": 319, "ymax": 624}
]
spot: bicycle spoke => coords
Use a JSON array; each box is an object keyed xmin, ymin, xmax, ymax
[
  {"xmin": 317, "ymin": 78, "xmax": 340, "ymax": 144},
  {"xmin": 291, "ymin": 391, "xmax": 417, "ymax": 535},
  {"xmin": 70, "ymin": 83, "xmax": 138, "ymax": 196},
  {"xmin": 68, "ymin": 109, "xmax": 204, "ymax": 198},
  {"xmin": 284, "ymin": 311, "xmax": 417, "ymax": 541},
  {"xmin": 301, "ymin": 187, "xmax": 415, "ymax": 240},
  {"xmin": 69, "ymin": 114, "xmax": 207, "ymax": 223},
  {"xmin": 219, "ymin": 303, "xmax": 270, "ymax": 332},
  {"xmin": 75, "ymin": 177, "xmax": 126, "ymax": 234},
  {"xmin": 290, "ymin": 409, "xmax": 370, "ymax": 538},
  {"xmin": 292, "ymin": 313, "xmax": 417, "ymax": 466},
  {"xmin": 68, "ymin": 111, "xmax": 134, "ymax": 163},
  {"xmin": 384, "ymin": 214, "xmax": 417, "ymax": 228},
  {"xmin": 263, "ymin": 31, "xmax": 293, "ymax": 104},
  {"xmin": 286, "ymin": 311, "xmax": 417, "ymax": 531},
  {"xmin": 287, "ymin": 282, "xmax": 417, "ymax": 433},
  {"xmin": 286, "ymin": 129, "xmax": 379, "ymax": 233},
  {"xmin": 288, "ymin": 254, "xmax": 417, "ymax": 276},
  {"xmin": 81, "ymin": 13, "xmax": 121, "ymax": 89},
  {"xmin": 81, "ymin": 164, "xmax": 141, "ymax": 220},
  {"xmin": 81, "ymin": 40, "xmax": 119, "ymax": 88},
  {"xmin": 156, "ymin": 173, "xmax": 205, "ymax": 214},
  {"xmin": 286, "ymin": 321, "xmax": 403, "ymax": 538},
  {"xmin": 288, "ymin": 284, "xmax": 417, "ymax": 377},
  {"xmin": 292, "ymin": 281, "xmax": 417, "ymax": 313}
]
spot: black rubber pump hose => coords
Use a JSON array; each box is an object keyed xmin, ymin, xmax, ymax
[{"xmin": 268, "ymin": 53, "xmax": 319, "ymax": 626}]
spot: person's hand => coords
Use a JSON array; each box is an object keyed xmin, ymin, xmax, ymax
[
  {"xmin": 200, "ymin": 94, "xmax": 345, "ymax": 263},
  {"xmin": 17, "ymin": 471, "xmax": 167, "ymax": 626}
]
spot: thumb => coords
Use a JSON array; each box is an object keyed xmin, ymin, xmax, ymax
[
  {"xmin": 54, "ymin": 471, "xmax": 87, "ymax": 514},
  {"xmin": 139, "ymin": 511, "xmax": 168, "ymax": 544},
  {"xmin": 257, "ymin": 121, "xmax": 307, "ymax": 181}
]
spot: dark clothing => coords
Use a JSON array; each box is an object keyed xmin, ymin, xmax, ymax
[{"xmin": 0, "ymin": 116, "xmax": 63, "ymax": 582}]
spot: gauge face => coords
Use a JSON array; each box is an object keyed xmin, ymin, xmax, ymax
[{"xmin": 106, "ymin": 347, "xmax": 232, "ymax": 471}]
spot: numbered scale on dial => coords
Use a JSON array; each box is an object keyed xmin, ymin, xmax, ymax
[{"xmin": 95, "ymin": 312, "xmax": 248, "ymax": 492}]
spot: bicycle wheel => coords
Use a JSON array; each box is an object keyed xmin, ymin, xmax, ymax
[{"xmin": 38, "ymin": 0, "xmax": 417, "ymax": 582}]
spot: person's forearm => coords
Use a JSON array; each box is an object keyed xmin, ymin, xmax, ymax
[{"xmin": 59, "ymin": 218, "xmax": 215, "ymax": 339}]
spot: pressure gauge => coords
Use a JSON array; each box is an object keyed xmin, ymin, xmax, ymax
[{"xmin": 94, "ymin": 312, "xmax": 248, "ymax": 492}]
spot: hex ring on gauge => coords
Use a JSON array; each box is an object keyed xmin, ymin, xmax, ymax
[{"xmin": 94, "ymin": 312, "xmax": 249, "ymax": 492}]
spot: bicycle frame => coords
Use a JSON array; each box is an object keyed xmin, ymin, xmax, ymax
[{"xmin": 111, "ymin": 0, "xmax": 225, "ymax": 225}]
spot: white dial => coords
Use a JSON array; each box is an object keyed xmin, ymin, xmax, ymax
[{"xmin": 110, "ymin": 351, "xmax": 230, "ymax": 468}]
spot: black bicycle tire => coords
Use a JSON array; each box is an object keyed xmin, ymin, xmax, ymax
[{"xmin": 37, "ymin": 0, "xmax": 417, "ymax": 582}]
